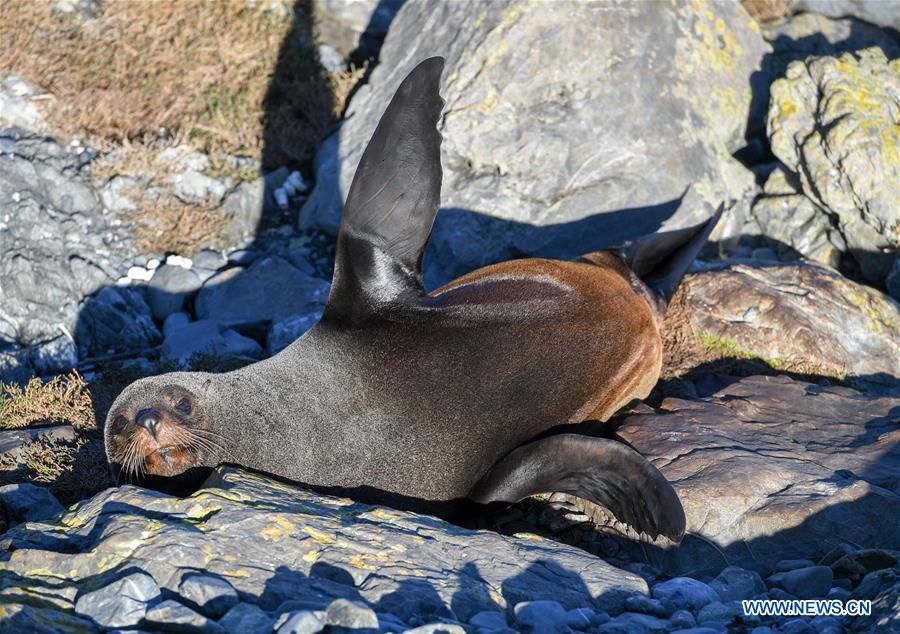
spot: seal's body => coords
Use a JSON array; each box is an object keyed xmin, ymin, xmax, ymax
[{"xmin": 107, "ymin": 58, "xmax": 721, "ymax": 541}]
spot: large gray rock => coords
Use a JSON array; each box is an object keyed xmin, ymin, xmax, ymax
[
  {"xmin": 315, "ymin": 0, "xmax": 404, "ymax": 58},
  {"xmin": 753, "ymin": 48, "xmax": 900, "ymax": 286},
  {"xmin": 195, "ymin": 256, "xmax": 329, "ymax": 334},
  {"xmin": 793, "ymin": 0, "xmax": 900, "ymax": 32},
  {"xmin": 0, "ymin": 467, "xmax": 647, "ymax": 628},
  {"xmin": 301, "ymin": 0, "xmax": 768, "ymax": 286},
  {"xmin": 666, "ymin": 260, "xmax": 900, "ymax": 388},
  {"xmin": 0, "ymin": 130, "xmax": 138, "ymax": 368},
  {"xmin": 75, "ymin": 286, "xmax": 161, "ymax": 357},
  {"xmin": 617, "ymin": 375, "xmax": 900, "ymax": 576}
]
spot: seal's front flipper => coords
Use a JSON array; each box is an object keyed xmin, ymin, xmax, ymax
[
  {"xmin": 324, "ymin": 57, "xmax": 445, "ymax": 321},
  {"xmin": 469, "ymin": 434, "xmax": 685, "ymax": 542}
]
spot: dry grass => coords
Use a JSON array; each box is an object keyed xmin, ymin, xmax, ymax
[
  {"xmin": 0, "ymin": 0, "xmax": 366, "ymax": 254},
  {"xmin": 0, "ymin": 372, "xmax": 94, "ymax": 430}
]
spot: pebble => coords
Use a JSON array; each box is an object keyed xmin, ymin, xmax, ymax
[
  {"xmin": 668, "ymin": 609, "xmax": 696, "ymax": 629},
  {"xmin": 127, "ymin": 265, "xmax": 153, "ymax": 282},
  {"xmin": 166, "ymin": 254, "xmax": 193, "ymax": 269},
  {"xmin": 766, "ymin": 566, "xmax": 833, "ymax": 599},
  {"xmin": 808, "ymin": 616, "xmax": 843, "ymax": 634},
  {"xmin": 74, "ymin": 571, "xmax": 160, "ymax": 628},
  {"xmin": 324, "ymin": 598, "xmax": 378, "ymax": 629},
  {"xmin": 827, "ymin": 587, "xmax": 851, "ymax": 601},
  {"xmin": 318, "ymin": 44, "xmax": 345, "ymax": 73},
  {"xmin": 275, "ymin": 609, "xmax": 324, "ymax": 634},
  {"xmin": 218, "ymin": 602, "xmax": 274, "ymax": 633},
  {"xmin": 774, "ymin": 559, "xmax": 815, "ymax": 572},
  {"xmin": 147, "ymin": 264, "xmax": 203, "ymax": 320},
  {"xmin": 709, "ymin": 566, "xmax": 766, "ymax": 602},
  {"xmin": 146, "ymin": 258, "xmax": 161, "ymax": 270},
  {"xmin": 469, "ymin": 611, "xmax": 506, "ymax": 629},
  {"xmin": 696, "ymin": 601, "xmax": 740, "ymax": 626},
  {"xmin": 405, "ymin": 624, "xmax": 466, "ymax": 634},
  {"xmin": 287, "ymin": 170, "xmax": 308, "ymax": 193},
  {"xmin": 513, "ymin": 600, "xmax": 568, "ymax": 633},
  {"xmin": 192, "ymin": 249, "xmax": 228, "ymax": 272},
  {"xmin": 651, "ymin": 577, "xmax": 719, "ymax": 611},
  {"xmin": 178, "ymin": 573, "xmax": 239, "ymax": 618},
  {"xmin": 227, "ymin": 248, "xmax": 261, "ymax": 266},
  {"xmin": 600, "ymin": 611, "xmax": 668, "ymax": 632},
  {"xmin": 624, "ymin": 594, "xmax": 670, "ymax": 617},
  {"xmin": 144, "ymin": 599, "xmax": 224, "ymax": 633},
  {"xmin": 565, "ymin": 606, "xmax": 595, "ymax": 630},
  {"xmin": 779, "ymin": 618, "xmax": 812, "ymax": 634},
  {"xmin": 0, "ymin": 482, "xmax": 65, "ymax": 523},
  {"xmin": 163, "ymin": 311, "xmax": 191, "ymax": 337}
]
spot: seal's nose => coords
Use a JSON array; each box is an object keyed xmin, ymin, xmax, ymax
[{"xmin": 135, "ymin": 408, "xmax": 161, "ymax": 437}]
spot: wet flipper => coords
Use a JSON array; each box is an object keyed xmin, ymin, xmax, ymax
[
  {"xmin": 469, "ymin": 434, "xmax": 685, "ymax": 542},
  {"xmin": 324, "ymin": 57, "xmax": 445, "ymax": 321},
  {"xmin": 616, "ymin": 203, "xmax": 724, "ymax": 306}
]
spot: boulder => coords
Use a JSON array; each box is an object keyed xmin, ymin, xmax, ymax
[
  {"xmin": 315, "ymin": 0, "xmax": 404, "ymax": 58},
  {"xmin": 301, "ymin": 0, "xmax": 769, "ymax": 286},
  {"xmin": 664, "ymin": 260, "xmax": 900, "ymax": 389},
  {"xmin": 0, "ymin": 130, "xmax": 137, "ymax": 364},
  {"xmin": 0, "ymin": 466, "xmax": 648, "ymax": 628},
  {"xmin": 753, "ymin": 48, "xmax": 900, "ymax": 286},
  {"xmin": 617, "ymin": 375, "xmax": 900, "ymax": 576},
  {"xmin": 194, "ymin": 256, "xmax": 329, "ymax": 335},
  {"xmin": 75, "ymin": 286, "xmax": 160, "ymax": 357},
  {"xmin": 793, "ymin": 0, "xmax": 900, "ymax": 32}
]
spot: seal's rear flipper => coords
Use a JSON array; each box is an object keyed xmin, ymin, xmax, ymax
[
  {"xmin": 469, "ymin": 434, "xmax": 685, "ymax": 542},
  {"xmin": 618, "ymin": 203, "xmax": 724, "ymax": 307},
  {"xmin": 324, "ymin": 57, "xmax": 445, "ymax": 321}
]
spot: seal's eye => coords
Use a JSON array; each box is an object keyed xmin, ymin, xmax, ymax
[
  {"xmin": 112, "ymin": 415, "xmax": 128, "ymax": 433},
  {"xmin": 175, "ymin": 397, "xmax": 192, "ymax": 415}
]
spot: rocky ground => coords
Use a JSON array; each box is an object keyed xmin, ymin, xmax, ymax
[{"xmin": 0, "ymin": 0, "xmax": 898, "ymax": 633}]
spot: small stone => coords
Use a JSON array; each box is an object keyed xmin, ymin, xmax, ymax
[
  {"xmin": 827, "ymin": 587, "xmax": 851, "ymax": 602},
  {"xmin": 324, "ymin": 598, "xmax": 378, "ymax": 630},
  {"xmin": 779, "ymin": 618, "xmax": 812, "ymax": 634},
  {"xmin": 147, "ymin": 258, "xmax": 161, "ymax": 270},
  {"xmin": 766, "ymin": 566, "xmax": 833, "ymax": 599},
  {"xmin": 0, "ymin": 483, "xmax": 65, "ymax": 523},
  {"xmin": 709, "ymin": 566, "xmax": 767, "ymax": 602},
  {"xmin": 513, "ymin": 601, "xmax": 568, "ymax": 633},
  {"xmin": 469, "ymin": 611, "xmax": 506, "ymax": 629},
  {"xmin": 166, "ymin": 254, "xmax": 193, "ymax": 269},
  {"xmin": 318, "ymin": 44, "xmax": 345, "ymax": 73},
  {"xmin": 276, "ymin": 609, "xmax": 324, "ymax": 634},
  {"xmin": 808, "ymin": 616, "xmax": 843, "ymax": 634},
  {"xmin": 127, "ymin": 265, "xmax": 153, "ymax": 282},
  {"xmin": 178, "ymin": 573, "xmax": 239, "ymax": 618},
  {"xmin": 774, "ymin": 559, "xmax": 815, "ymax": 572},
  {"xmin": 624, "ymin": 594, "xmax": 670, "ymax": 617},
  {"xmin": 147, "ymin": 264, "xmax": 203, "ymax": 320},
  {"xmin": 651, "ymin": 577, "xmax": 719, "ymax": 611},
  {"xmin": 74, "ymin": 572, "xmax": 160, "ymax": 628},
  {"xmin": 832, "ymin": 578, "xmax": 852, "ymax": 591},
  {"xmin": 192, "ymin": 249, "xmax": 228, "ymax": 272},
  {"xmin": 160, "ymin": 320, "xmax": 262, "ymax": 365},
  {"xmin": 668, "ymin": 609, "xmax": 696, "ymax": 629},
  {"xmin": 696, "ymin": 601, "xmax": 739, "ymax": 626},
  {"xmin": 565, "ymin": 607, "xmax": 594, "ymax": 630},
  {"xmin": 287, "ymin": 170, "xmax": 308, "ymax": 193},
  {"xmin": 218, "ymin": 603, "xmax": 273, "ymax": 634},
  {"xmin": 404, "ymin": 624, "xmax": 466, "ymax": 634},
  {"xmin": 145, "ymin": 599, "xmax": 224, "ymax": 633},
  {"xmin": 163, "ymin": 311, "xmax": 191, "ymax": 337},
  {"xmin": 600, "ymin": 612, "xmax": 668, "ymax": 632},
  {"xmin": 751, "ymin": 247, "xmax": 777, "ymax": 261},
  {"xmin": 227, "ymin": 249, "xmax": 260, "ymax": 266}
]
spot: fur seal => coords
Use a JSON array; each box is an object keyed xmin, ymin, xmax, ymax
[{"xmin": 105, "ymin": 57, "xmax": 722, "ymax": 542}]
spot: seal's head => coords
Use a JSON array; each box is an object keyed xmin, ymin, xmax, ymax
[{"xmin": 104, "ymin": 372, "xmax": 220, "ymax": 484}]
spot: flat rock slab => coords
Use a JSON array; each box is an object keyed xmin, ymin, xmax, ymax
[
  {"xmin": 618, "ymin": 375, "xmax": 900, "ymax": 576},
  {"xmin": 0, "ymin": 467, "xmax": 646, "ymax": 630}
]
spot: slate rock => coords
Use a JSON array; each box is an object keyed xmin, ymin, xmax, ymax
[
  {"xmin": 0, "ymin": 467, "xmax": 646, "ymax": 625},
  {"xmin": 666, "ymin": 260, "xmax": 900, "ymax": 388},
  {"xmin": 145, "ymin": 599, "xmax": 224, "ymax": 633},
  {"xmin": 301, "ymin": 0, "xmax": 767, "ymax": 285},
  {"xmin": 324, "ymin": 598, "xmax": 378, "ymax": 629},
  {"xmin": 767, "ymin": 566, "xmax": 833, "ymax": 599},
  {"xmin": 624, "ymin": 594, "xmax": 670, "ymax": 617},
  {"xmin": 619, "ymin": 375, "xmax": 900, "ymax": 576},
  {"xmin": 147, "ymin": 264, "xmax": 203, "ymax": 320},
  {"xmin": 668, "ymin": 609, "xmax": 697, "ymax": 629},
  {"xmin": 695, "ymin": 601, "xmax": 741, "ymax": 626},
  {"xmin": 0, "ymin": 482, "xmax": 65, "ymax": 523},
  {"xmin": 651, "ymin": 578, "xmax": 719, "ymax": 612},
  {"xmin": 276, "ymin": 609, "xmax": 324, "ymax": 634},
  {"xmin": 757, "ymin": 48, "xmax": 900, "ymax": 285},
  {"xmin": 160, "ymin": 319, "xmax": 262, "ymax": 364},
  {"xmin": 513, "ymin": 600, "xmax": 567, "ymax": 633},
  {"xmin": 469, "ymin": 610, "xmax": 506, "ymax": 629},
  {"xmin": 178, "ymin": 573, "xmax": 240, "ymax": 618},
  {"xmin": 218, "ymin": 602, "xmax": 273, "ymax": 634},
  {"xmin": 0, "ymin": 131, "xmax": 137, "ymax": 361},
  {"xmin": 709, "ymin": 566, "xmax": 766, "ymax": 602},
  {"xmin": 195, "ymin": 256, "xmax": 329, "ymax": 333},
  {"xmin": 74, "ymin": 571, "xmax": 161, "ymax": 628},
  {"xmin": 76, "ymin": 286, "xmax": 161, "ymax": 357}
]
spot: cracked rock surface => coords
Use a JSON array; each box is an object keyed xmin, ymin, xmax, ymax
[
  {"xmin": 752, "ymin": 48, "xmax": 900, "ymax": 287},
  {"xmin": 618, "ymin": 374, "xmax": 900, "ymax": 577},
  {"xmin": 0, "ymin": 466, "xmax": 646, "ymax": 631}
]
